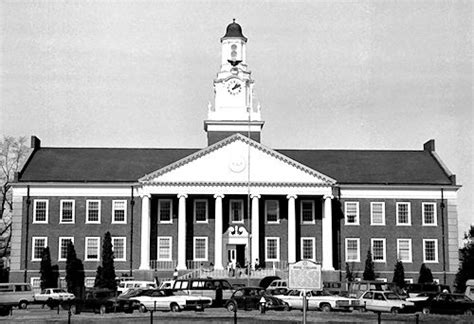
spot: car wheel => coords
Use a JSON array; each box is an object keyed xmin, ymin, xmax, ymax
[
  {"xmin": 320, "ymin": 303, "xmax": 331, "ymax": 312},
  {"xmin": 422, "ymin": 307, "xmax": 430, "ymax": 314},
  {"xmin": 139, "ymin": 304, "xmax": 147, "ymax": 313},
  {"xmin": 464, "ymin": 309, "xmax": 473, "ymax": 316},
  {"xmin": 99, "ymin": 304, "xmax": 107, "ymax": 315},
  {"xmin": 226, "ymin": 302, "xmax": 236, "ymax": 312},
  {"xmin": 18, "ymin": 300, "xmax": 28, "ymax": 310},
  {"xmin": 170, "ymin": 302, "xmax": 180, "ymax": 312},
  {"xmin": 283, "ymin": 304, "xmax": 291, "ymax": 311},
  {"xmin": 390, "ymin": 307, "xmax": 399, "ymax": 314}
]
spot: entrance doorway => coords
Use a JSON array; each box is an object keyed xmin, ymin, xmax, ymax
[{"xmin": 227, "ymin": 244, "xmax": 246, "ymax": 268}]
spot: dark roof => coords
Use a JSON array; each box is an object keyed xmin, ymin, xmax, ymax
[
  {"xmin": 222, "ymin": 20, "xmax": 247, "ymax": 41},
  {"xmin": 18, "ymin": 146, "xmax": 453, "ymax": 185}
]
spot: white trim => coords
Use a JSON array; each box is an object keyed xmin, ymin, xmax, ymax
[
  {"xmin": 423, "ymin": 239, "xmax": 439, "ymax": 263},
  {"xmin": 193, "ymin": 199, "xmax": 209, "ymax": 223},
  {"xmin": 58, "ymin": 237, "xmax": 74, "ymax": 261},
  {"xmin": 345, "ymin": 238, "xmax": 360, "ymax": 262},
  {"xmin": 85, "ymin": 237, "xmax": 100, "ymax": 261},
  {"xmin": 370, "ymin": 202, "xmax": 385, "ymax": 226},
  {"xmin": 344, "ymin": 201, "xmax": 359, "ymax": 225},
  {"xmin": 396, "ymin": 202, "xmax": 411, "ymax": 226},
  {"xmin": 396, "ymin": 238, "xmax": 412, "ymax": 263},
  {"xmin": 340, "ymin": 188, "xmax": 458, "ymax": 200},
  {"xmin": 33, "ymin": 199, "xmax": 49, "ymax": 224},
  {"xmin": 375, "ymin": 278, "xmax": 387, "ymax": 282},
  {"xmin": 157, "ymin": 236, "xmax": 173, "ymax": 261},
  {"xmin": 112, "ymin": 200, "xmax": 127, "ymax": 224},
  {"xmin": 158, "ymin": 199, "xmax": 173, "ymax": 224},
  {"xmin": 265, "ymin": 237, "xmax": 280, "ymax": 262},
  {"xmin": 31, "ymin": 237, "xmax": 48, "ymax": 261},
  {"xmin": 300, "ymin": 200, "xmax": 315, "ymax": 224},
  {"xmin": 112, "ymin": 237, "xmax": 127, "ymax": 261},
  {"xmin": 265, "ymin": 200, "xmax": 280, "ymax": 224},
  {"xmin": 229, "ymin": 199, "xmax": 244, "ymax": 224},
  {"xmin": 86, "ymin": 200, "xmax": 101, "ymax": 224},
  {"xmin": 371, "ymin": 238, "xmax": 386, "ymax": 263},
  {"xmin": 193, "ymin": 237, "xmax": 208, "ymax": 261},
  {"xmin": 300, "ymin": 237, "xmax": 316, "ymax": 261},
  {"xmin": 12, "ymin": 186, "xmax": 136, "ymax": 197},
  {"xmin": 422, "ymin": 202, "xmax": 437, "ymax": 226},
  {"xmin": 59, "ymin": 199, "xmax": 75, "ymax": 224}
]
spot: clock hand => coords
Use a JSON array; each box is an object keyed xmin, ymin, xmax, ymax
[{"xmin": 232, "ymin": 83, "xmax": 241, "ymax": 90}]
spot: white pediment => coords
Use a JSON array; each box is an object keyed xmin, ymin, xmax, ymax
[{"xmin": 140, "ymin": 134, "xmax": 335, "ymax": 185}]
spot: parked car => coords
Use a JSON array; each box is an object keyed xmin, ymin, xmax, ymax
[
  {"xmin": 34, "ymin": 288, "xmax": 75, "ymax": 304},
  {"xmin": 414, "ymin": 292, "xmax": 474, "ymax": 315},
  {"xmin": 265, "ymin": 280, "xmax": 288, "ymax": 293},
  {"xmin": 0, "ymin": 283, "xmax": 35, "ymax": 309},
  {"xmin": 406, "ymin": 292, "xmax": 438, "ymax": 303},
  {"xmin": 73, "ymin": 289, "xmax": 119, "ymax": 314},
  {"xmin": 225, "ymin": 287, "xmax": 290, "ymax": 312},
  {"xmin": 115, "ymin": 288, "xmax": 151, "ymax": 313},
  {"xmin": 274, "ymin": 289, "xmax": 360, "ymax": 312},
  {"xmin": 405, "ymin": 283, "xmax": 450, "ymax": 298},
  {"xmin": 360, "ymin": 291, "xmax": 414, "ymax": 314},
  {"xmin": 133, "ymin": 289, "xmax": 212, "ymax": 312},
  {"xmin": 465, "ymin": 279, "xmax": 474, "ymax": 300},
  {"xmin": 172, "ymin": 278, "xmax": 234, "ymax": 306},
  {"xmin": 117, "ymin": 280, "xmax": 157, "ymax": 294}
]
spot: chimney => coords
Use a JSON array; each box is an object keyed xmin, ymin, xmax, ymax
[
  {"xmin": 423, "ymin": 139, "xmax": 435, "ymax": 151},
  {"xmin": 30, "ymin": 136, "xmax": 41, "ymax": 150}
]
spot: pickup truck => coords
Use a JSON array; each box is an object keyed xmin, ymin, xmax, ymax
[{"xmin": 274, "ymin": 289, "xmax": 361, "ymax": 312}]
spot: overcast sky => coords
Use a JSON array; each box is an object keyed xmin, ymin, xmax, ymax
[{"xmin": 1, "ymin": 0, "xmax": 472, "ymax": 243}]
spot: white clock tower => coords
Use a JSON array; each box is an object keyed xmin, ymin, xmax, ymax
[{"xmin": 204, "ymin": 20, "xmax": 264, "ymax": 145}]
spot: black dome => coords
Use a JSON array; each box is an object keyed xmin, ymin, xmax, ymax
[{"xmin": 221, "ymin": 19, "xmax": 247, "ymax": 41}]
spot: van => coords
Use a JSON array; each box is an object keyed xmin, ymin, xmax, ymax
[
  {"xmin": 266, "ymin": 280, "xmax": 288, "ymax": 291},
  {"xmin": 0, "ymin": 283, "xmax": 35, "ymax": 309},
  {"xmin": 405, "ymin": 283, "xmax": 450, "ymax": 298},
  {"xmin": 117, "ymin": 281, "xmax": 157, "ymax": 294},
  {"xmin": 172, "ymin": 278, "xmax": 234, "ymax": 306},
  {"xmin": 464, "ymin": 279, "xmax": 474, "ymax": 300}
]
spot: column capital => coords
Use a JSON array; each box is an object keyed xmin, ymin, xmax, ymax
[
  {"xmin": 286, "ymin": 194, "xmax": 298, "ymax": 200},
  {"xmin": 250, "ymin": 194, "xmax": 261, "ymax": 199},
  {"xmin": 140, "ymin": 193, "xmax": 151, "ymax": 199},
  {"xmin": 213, "ymin": 193, "xmax": 225, "ymax": 199},
  {"xmin": 323, "ymin": 194, "xmax": 334, "ymax": 200},
  {"xmin": 177, "ymin": 193, "xmax": 188, "ymax": 199}
]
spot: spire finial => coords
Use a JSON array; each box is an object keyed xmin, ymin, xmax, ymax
[{"xmin": 233, "ymin": 18, "xmax": 236, "ymax": 23}]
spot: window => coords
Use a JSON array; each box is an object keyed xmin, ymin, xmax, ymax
[
  {"xmin": 345, "ymin": 238, "xmax": 360, "ymax": 262},
  {"xmin": 371, "ymin": 239, "xmax": 386, "ymax": 262},
  {"xmin": 157, "ymin": 236, "xmax": 172, "ymax": 261},
  {"xmin": 423, "ymin": 239, "xmax": 438, "ymax": 263},
  {"xmin": 112, "ymin": 237, "xmax": 126, "ymax": 261},
  {"xmin": 265, "ymin": 200, "xmax": 279, "ymax": 223},
  {"xmin": 86, "ymin": 200, "xmax": 101, "ymax": 223},
  {"xmin": 85, "ymin": 277, "xmax": 95, "ymax": 288},
  {"xmin": 60, "ymin": 200, "xmax": 75, "ymax": 223},
  {"xmin": 30, "ymin": 277, "xmax": 41, "ymax": 289},
  {"xmin": 32, "ymin": 237, "xmax": 47, "ymax": 261},
  {"xmin": 396, "ymin": 202, "xmax": 411, "ymax": 225},
  {"xmin": 158, "ymin": 199, "xmax": 172, "ymax": 223},
  {"xmin": 230, "ymin": 200, "xmax": 244, "ymax": 223},
  {"xmin": 265, "ymin": 237, "xmax": 280, "ymax": 261},
  {"xmin": 85, "ymin": 237, "xmax": 100, "ymax": 261},
  {"xmin": 404, "ymin": 278, "xmax": 413, "ymax": 284},
  {"xmin": 422, "ymin": 203, "xmax": 437, "ymax": 226},
  {"xmin": 194, "ymin": 200, "xmax": 208, "ymax": 223},
  {"xmin": 58, "ymin": 237, "xmax": 74, "ymax": 261},
  {"xmin": 301, "ymin": 237, "xmax": 315, "ymax": 261},
  {"xmin": 301, "ymin": 200, "xmax": 315, "ymax": 224},
  {"xmin": 370, "ymin": 202, "xmax": 385, "ymax": 225},
  {"xmin": 112, "ymin": 200, "xmax": 127, "ymax": 223},
  {"xmin": 397, "ymin": 239, "xmax": 412, "ymax": 263},
  {"xmin": 193, "ymin": 237, "xmax": 208, "ymax": 261},
  {"xmin": 345, "ymin": 202, "xmax": 359, "ymax": 225},
  {"xmin": 33, "ymin": 200, "xmax": 48, "ymax": 223}
]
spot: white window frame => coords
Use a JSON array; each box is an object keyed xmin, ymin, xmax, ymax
[
  {"xmin": 370, "ymin": 202, "xmax": 385, "ymax": 226},
  {"xmin": 30, "ymin": 277, "xmax": 41, "ymax": 289},
  {"xmin": 404, "ymin": 278, "xmax": 414, "ymax": 284},
  {"xmin": 193, "ymin": 237, "xmax": 208, "ymax": 261},
  {"xmin": 300, "ymin": 200, "xmax": 315, "ymax": 224},
  {"xmin": 85, "ymin": 277, "xmax": 95, "ymax": 288},
  {"xmin": 344, "ymin": 201, "xmax": 359, "ymax": 225},
  {"xmin": 58, "ymin": 237, "xmax": 74, "ymax": 261},
  {"xmin": 32, "ymin": 237, "xmax": 48, "ymax": 261},
  {"xmin": 265, "ymin": 237, "xmax": 280, "ymax": 262},
  {"xmin": 371, "ymin": 238, "xmax": 386, "ymax": 263},
  {"xmin": 423, "ymin": 239, "xmax": 438, "ymax": 263},
  {"xmin": 422, "ymin": 202, "xmax": 437, "ymax": 226},
  {"xmin": 300, "ymin": 237, "xmax": 316, "ymax": 261},
  {"xmin": 376, "ymin": 278, "xmax": 387, "ymax": 282},
  {"xmin": 158, "ymin": 199, "xmax": 173, "ymax": 224},
  {"xmin": 193, "ymin": 199, "xmax": 208, "ymax": 223},
  {"xmin": 112, "ymin": 200, "xmax": 127, "ymax": 224},
  {"xmin": 33, "ymin": 199, "xmax": 49, "ymax": 224},
  {"xmin": 60, "ymin": 199, "xmax": 75, "ymax": 224},
  {"xmin": 265, "ymin": 200, "xmax": 280, "ymax": 224},
  {"xmin": 157, "ymin": 236, "xmax": 173, "ymax": 261},
  {"xmin": 397, "ymin": 238, "xmax": 412, "ymax": 263},
  {"xmin": 433, "ymin": 278, "xmax": 440, "ymax": 284},
  {"xmin": 85, "ymin": 237, "xmax": 100, "ymax": 261},
  {"xmin": 112, "ymin": 237, "xmax": 127, "ymax": 261},
  {"xmin": 396, "ymin": 202, "xmax": 411, "ymax": 226},
  {"xmin": 86, "ymin": 200, "xmax": 101, "ymax": 224},
  {"xmin": 229, "ymin": 199, "xmax": 244, "ymax": 224},
  {"xmin": 345, "ymin": 238, "xmax": 360, "ymax": 262}
]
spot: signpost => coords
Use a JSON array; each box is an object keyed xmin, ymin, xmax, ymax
[{"xmin": 288, "ymin": 260, "xmax": 322, "ymax": 324}]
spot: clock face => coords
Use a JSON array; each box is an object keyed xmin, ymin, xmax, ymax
[{"xmin": 226, "ymin": 79, "xmax": 242, "ymax": 95}]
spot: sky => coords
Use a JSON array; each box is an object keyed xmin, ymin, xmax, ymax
[{"xmin": 1, "ymin": 1, "xmax": 472, "ymax": 244}]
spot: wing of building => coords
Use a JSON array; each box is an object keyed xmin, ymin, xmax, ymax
[{"xmin": 10, "ymin": 21, "xmax": 460, "ymax": 288}]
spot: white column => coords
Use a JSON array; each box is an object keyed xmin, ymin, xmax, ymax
[
  {"xmin": 177, "ymin": 194, "xmax": 188, "ymax": 270},
  {"xmin": 139, "ymin": 194, "xmax": 151, "ymax": 270},
  {"xmin": 251, "ymin": 194, "xmax": 260, "ymax": 267},
  {"xmin": 322, "ymin": 195, "xmax": 334, "ymax": 270},
  {"xmin": 214, "ymin": 194, "xmax": 224, "ymax": 270},
  {"xmin": 287, "ymin": 194, "xmax": 297, "ymax": 264}
]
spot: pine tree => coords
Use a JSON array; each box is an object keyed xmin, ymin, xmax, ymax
[
  {"xmin": 418, "ymin": 263, "xmax": 433, "ymax": 284},
  {"xmin": 363, "ymin": 250, "xmax": 375, "ymax": 281},
  {"xmin": 454, "ymin": 226, "xmax": 474, "ymax": 293},
  {"xmin": 392, "ymin": 260, "xmax": 405, "ymax": 288},
  {"xmin": 40, "ymin": 247, "xmax": 53, "ymax": 290},
  {"xmin": 65, "ymin": 242, "xmax": 85, "ymax": 298},
  {"xmin": 94, "ymin": 265, "xmax": 104, "ymax": 288},
  {"xmin": 345, "ymin": 262, "xmax": 354, "ymax": 282},
  {"xmin": 95, "ymin": 232, "xmax": 117, "ymax": 291}
]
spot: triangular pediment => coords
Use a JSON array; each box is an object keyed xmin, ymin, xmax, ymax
[{"xmin": 139, "ymin": 134, "xmax": 336, "ymax": 185}]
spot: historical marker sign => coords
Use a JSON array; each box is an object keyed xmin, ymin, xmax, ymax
[{"xmin": 288, "ymin": 260, "xmax": 322, "ymax": 290}]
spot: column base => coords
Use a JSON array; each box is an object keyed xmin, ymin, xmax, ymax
[
  {"xmin": 176, "ymin": 264, "xmax": 187, "ymax": 271},
  {"xmin": 138, "ymin": 264, "xmax": 150, "ymax": 271},
  {"xmin": 322, "ymin": 266, "xmax": 335, "ymax": 271}
]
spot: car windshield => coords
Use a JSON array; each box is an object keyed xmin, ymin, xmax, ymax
[
  {"xmin": 384, "ymin": 293, "xmax": 400, "ymax": 300},
  {"xmin": 52, "ymin": 289, "xmax": 66, "ymax": 293}
]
